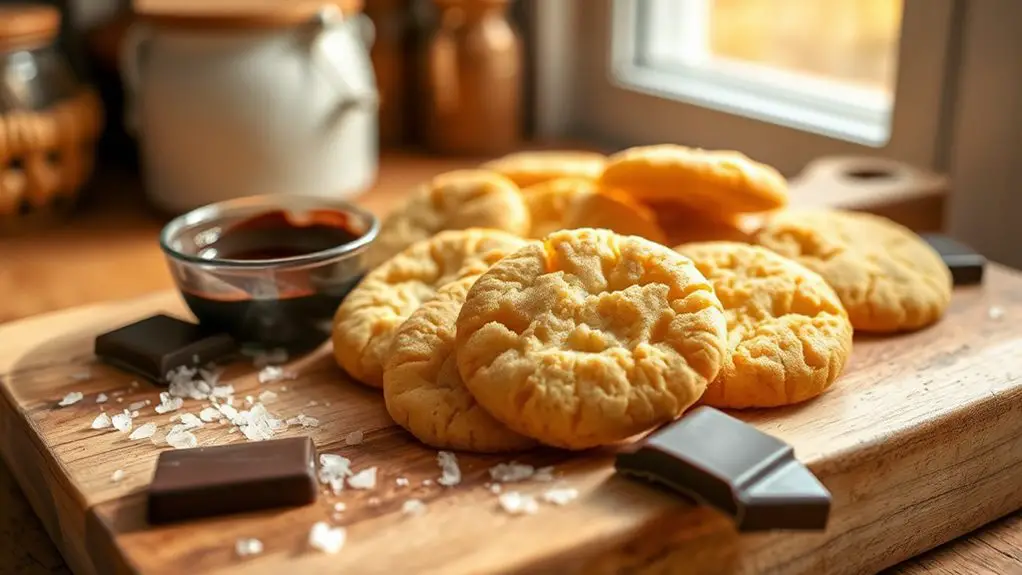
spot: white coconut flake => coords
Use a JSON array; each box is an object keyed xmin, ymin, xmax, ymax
[
  {"xmin": 178, "ymin": 413, "xmax": 204, "ymax": 429},
  {"xmin": 422, "ymin": 479, "xmax": 434, "ymax": 486},
  {"xmin": 70, "ymin": 371, "xmax": 92, "ymax": 381},
  {"xmin": 542, "ymin": 488, "xmax": 579, "ymax": 506},
  {"xmin": 154, "ymin": 392, "xmax": 184, "ymax": 414},
  {"xmin": 236, "ymin": 403, "xmax": 282, "ymax": 441},
  {"xmin": 436, "ymin": 451, "xmax": 461, "ymax": 486},
  {"xmin": 210, "ymin": 385, "xmax": 234, "ymax": 399},
  {"xmin": 258, "ymin": 390, "xmax": 278, "ymax": 403},
  {"xmin": 130, "ymin": 410, "xmax": 140, "ymax": 418},
  {"xmin": 333, "ymin": 502, "xmax": 346, "ymax": 512},
  {"xmin": 116, "ymin": 398, "xmax": 123, "ymax": 403},
  {"xmin": 286, "ymin": 413, "xmax": 319, "ymax": 428},
  {"xmin": 345, "ymin": 430, "xmax": 364, "ymax": 446},
  {"xmin": 258, "ymin": 366, "xmax": 285, "ymax": 384},
  {"xmin": 127, "ymin": 400, "xmax": 147, "ymax": 411},
  {"xmin": 166, "ymin": 429, "xmax": 198, "ymax": 449},
  {"xmin": 58, "ymin": 392, "xmax": 83, "ymax": 407},
  {"xmin": 199, "ymin": 407, "xmax": 222, "ymax": 423},
  {"xmin": 217, "ymin": 403, "xmax": 240, "ymax": 422},
  {"xmin": 235, "ymin": 538, "xmax": 264, "ymax": 558},
  {"xmin": 111, "ymin": 410, "xmax": 133, "ymax": 433},
  {"xmin": 402, "ymin": 499, "xmax": 427, "ymax": 516},
  {"xmin": 91, "ymin": 412, "xmax": 112, "ymax": 430},
  {"xmin": 110, "ymin": 469, "xmax": 125, "ymax": 483},
  {"xmin": 319, "ymin": 454, "xmax": 352, "ymax": 494},
  {"xmin": 489, "ymin": 462, "xmax": 535, "ymax": 483},
  {"xmin": 489, "ymin": 483, "xmax": 502, "ymax": 494},
  {"xmin": 532, "ymin": 466, "xmax": 555, "ymax": 482},
  {"xmin": 95, "ymin": 393, "xmax": 108, "ymax": 404},
  {"xmin": 989, "ymin": 305, "xmax": 1006, "ymax": 320},
  {"xmin": 395, "ymin": 477, "xmax": 409, "ymax": 487},
  {"xmin": 129, "ymin": 422, "xmax": 157, "ymax": 440},
  {"xmin": 347, "ymin": 467, "xmax": 377, "ymax": 490},
  {"xmin": 308, "ymin": 522, "xmax": 345, "ymax": 554},
  {"xmin": 498, "ymin": 492, "xmax": 539, "ymax": 515}
]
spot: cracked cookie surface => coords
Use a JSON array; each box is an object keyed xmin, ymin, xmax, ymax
[
  {"xmin": 599, "ymin": 144, "xmax": 788, "ymax": 213},
  {"xmin": 455, "ymin": 228, "xmax": 727, "ymax": 450},
  {"xmin": 333, "ymin": 229, "xmax": 529, "ymax": 387},
  {"xmin": 384, "ymin": 275, "xmax": 536, "ymax": 452},
  {"xmin": 522, "ymin": 177, "xmax": 666, "ymax": 242},
  {"xmin": 755, "ymin": 209, "xmax": 953, "ymax": 332},
  {"xmin": 368, "ymin": 170, "xmax": 529, "ymax": 268},
  {"xmin": 676, "ymin": 242, "xmax": 853, "ymax": 408},
  {"xmin": 482, "ymin": 150, "xmax": 606, "ymax": 188}
]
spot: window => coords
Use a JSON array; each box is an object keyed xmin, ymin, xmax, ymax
[{"xmin": 539, "ymin": 0, "xmax": 959, "ymax": 175}]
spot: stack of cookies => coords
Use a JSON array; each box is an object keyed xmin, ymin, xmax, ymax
[{"xmin": 330, "ymin": 145, "xmax": 954, "ymax": 453}]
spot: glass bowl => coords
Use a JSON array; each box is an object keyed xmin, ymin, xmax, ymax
[{"xmin": 160, "ymin": 194, "xmax": 379, "ymax": 354}]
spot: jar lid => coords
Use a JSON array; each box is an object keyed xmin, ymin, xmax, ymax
[
  {"xmin": 135, "ymin": 0, "xmax": 365, "ymax": 30},
  {"xmin": 0, "ymin": 4, "xmax": 60, "ymax": 50}
]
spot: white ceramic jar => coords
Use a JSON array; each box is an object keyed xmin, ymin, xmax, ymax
[{"xmin": 121, "ymin": 3, "xmax": 379, "ymax": 214}]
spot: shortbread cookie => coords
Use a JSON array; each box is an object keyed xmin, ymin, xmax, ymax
[
  {"xmin": 522, "ymin": 177, "xmax": 666, "ymax": 242},
  {"xmin": 650, "ymin": 201, "xmax": 765, "ymax": 245},
  {"xmin": 368, "ymin": 169, "xmax": 529, "ymax": 268},
  {"xmin": 455, "ymin": 228, "xmax": 727, "ymax": 450},
  {"xmin": 676, "ymin": 242, "xmax": 852, "ymax": 408},
  {"xmin": 333, "ymin": 229, "xmax": 529, "ymax": 387},
  {"xmin": 755, "ymin": 209, "xmax": 953, "ymax": 332},
  {"xmin": 384, "ymin": 276, "xmax": 536, "ymax": 452},
  {"xmin": 599, "ymin": 144, "xmax": 788, "ymax": 213},
  {"xmin": 482, "ymin": 150, "xmax": 606, "ymax": 188}
]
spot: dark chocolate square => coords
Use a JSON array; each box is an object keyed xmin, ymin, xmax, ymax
[
  {"xmin": 94, "ymin": 314, "xmax": 236, "ymax": 383},
  {"xmin": 920, "ymin": 233, "xmax": 985, "ymax": 286},
  {"xmin": 147, "ymin": 436, "xmax": 318, "ymax": 524}
]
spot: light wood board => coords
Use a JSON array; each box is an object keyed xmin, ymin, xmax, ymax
[{"xmin": 2, "ymin": 262, "xmax": 1021, "ymax": 575}]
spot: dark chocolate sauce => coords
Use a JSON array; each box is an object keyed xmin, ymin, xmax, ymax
[{"xmin": 182, "ymin": 208, "xmax": 366, "ymax": 353}]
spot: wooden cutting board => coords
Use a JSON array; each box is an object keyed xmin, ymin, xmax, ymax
[{"xmin": 2, "ymin": 260, "xmax": 1021, "ymax": 575}]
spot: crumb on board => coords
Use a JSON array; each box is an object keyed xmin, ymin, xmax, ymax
[
  {"xmin": 91, "ymin": 412, "xmax": 112, "ymax": 430},
  {"xmin": 95, "ymin": 393, "xmax": 108, "ymax": 404},
  {"xmin": 110, "ymin": 469, "xmax": 125, "ymax": 483},
  {"xmin": 402, "ymin": 499, "xmax": 427, "ymax": 517},
  {"xmin": 58, "ymin": 392, "xmax": 83, "ymax": 407},
  {"xmin": 498, "ymin": 492, "xmax": 539, "ymax": 516},
  {"xmin": 541, "ymin": 488, "xmax": 579, "ymax": 506},
  {"xmin": 347, "ymin": 467, "xmax": 377, "ymax": 490},
  {"xmin": 437, "ymin": 451, "xmax": 461, "ymax": 487},
  {"xmin": 129, "ymin": 422, "xmax": 157, "ymax": 441},
  {"xmin": 309, "ymin": 522, "xmax": 346, "ymax": 554},
  {"xmin": 345, "ymin": 430, "xmax": 364, "ymax": 446},
  {"xmin": 236, "ymin": 538, "xmax": 264, "ymax": 558}
]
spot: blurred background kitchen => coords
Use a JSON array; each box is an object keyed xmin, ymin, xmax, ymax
[{"xmin": 3, "ymin": 1, "xmax": 1022, "ymax": 573}]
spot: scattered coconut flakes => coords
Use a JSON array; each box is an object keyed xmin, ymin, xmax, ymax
[
  {"xmin": 210, "ymin": 385, "xmax": 234, "ymax": 399},
  {"xmin": 402, "ymin": 499, "xmax": 427, "ymax": 516},
  {"xmin": 127, "ymin": 400, "xmax": 147, "ymax": 411},
  {"xmin": 989, "ymin": 306, "xmax": 1006, "ymax": 320},
  {"xmin": 436, "ymin": 451, "xmax": 461, "ymax": 486},
  {"xmin": 489, "ymin": 462, "xmax": 535, "ymax": 483},
  {"xmin": 333, "ymin": 502, "xmax": 346, "ymax": 512},
  {"xmin": 532, "ymin": 466, "xmax": 555, "ymax": 482},
  {"xmin": 395, "ymin": 477, "xmax": 409, "ymax": 487},
  {"xmin": 319, "ymin": 454, "xmax": 352, "ymax": 494},
  {"xmin": 236, "ymin": 403, "xmax": 283, "ymax": 441},
  {"xmin": 541, "ymin": 487, "xmax": 579, "ymax": 506},
  {"xmin": 286, "ymin": 413, "xmax": 319, "ymax": 428},
  {"xmin": 489, "ymin": 483, "xmax": 502, "ymax": 494},
  {"xmin": 308, "ymin": 522, "xmax": 345, "ymax": 554},
  {"xmin": 345, "ymin": 430, "xmax": 364, "ymax": 446},
  {"xmin": 245, "ymin": 395, "xmax": 255, "ymax": 406},
  {"xmin": 258, "ymin": 366, "xmax": 285, "ymax": 384},
  {"xmin": 422, "ymin": 479, "xmax": 434, "ymax": 486},
  {"xmin": 129, "ymin": 422, "xmax": 157, "ymax": 440},
  {"xmin": 130, "ymin": 410, "xmax": 140, "ymax": 418},
  {"xmin": 110, "ymin": 469, "xmax": 125, "ymax": 483},
  {"xmin": 70, "ymin": 371, "xmax": 92, "ymax": 381},
  {"xmin": 58, "ymin": 392, "xmax": 83, "ymax": 407},
  {"xmin": 111, "ymin": 410, "xmax": 133, "ymax": 432},
  {"xmin": 95, "ymin": 393, "xmax": 108, "ymax": 404},
  {"xmin": 498, "ymin": 492, "xmax": 539, "ymax": 515},
  {"xmin": 166, "ymin": 429, "xmax": 198, "ymax": 449},
  {"xmin": 258, "ymin": 390, "xmax": 278, "ymax": 403},
  {"xmin": 235, "ymin": 538, "xmax": 264, "ymax": 558},
  {"xmin": 166, "ymin": 366, "xmax": 216, "ymax": 400},
  {"xmin": 347, "ymin": 467, "xmax": 377, "ymax": 490},
  {"xmin": 91, "ymin": 412, "xmax": 112, "ymax": 430},
  {"xmin": 252, "ymin": 348, "xmax": 288, "ymax": 368},
  {"xmin": 217, "ymin": 403, "xmax": 240, "ymax": 421},
  {"xmin": 199, "ymin": 407, "xmax": 222, "ymax": 423},
  {"xmin": 111, "ymin": 390, "xmax": 127, "ymax": 397},
  {"xmin": 178, "ymin": 413, "xmax": 204, "ymax": 430},
  {"xmin": 199, "ymin": 367, "xmax": 222, "ymax": 387},
  {"xmin": 155, "ymin": 392, "xmax": 184, "ymax": 414}
]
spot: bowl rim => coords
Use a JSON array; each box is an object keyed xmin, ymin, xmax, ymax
[{"xmin": 159, "ymin": 194, "xmax": 380, "ymax": 269}]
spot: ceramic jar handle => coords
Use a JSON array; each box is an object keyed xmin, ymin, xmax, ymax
[
  {"xmin": 313, "ymin": 7, "xmax": 380, "ymax": 116},
  {"xmin": 119, "ymin": 23, "xmax": 152, "ymax": 136}
]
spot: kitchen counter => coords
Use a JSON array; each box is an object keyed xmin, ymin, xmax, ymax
[{"xmin": 0, "ymin": 154, "xmax": 1019, "ymax": 574}]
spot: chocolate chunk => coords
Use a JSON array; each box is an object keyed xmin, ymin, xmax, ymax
[
  {"xmin": 615, "ymin": 407, "xmax": 831, "ymax": 532},
  {"xmin": 921, "ymin": 233, "xmax": 985, "ymax": 286},
  {"xmin": 94, "ymin": 314, "xmax": 236, "ymax": 383},
  {"xmin": 147, "ymin": 436, "xmax": 318, "ymax": 524}
]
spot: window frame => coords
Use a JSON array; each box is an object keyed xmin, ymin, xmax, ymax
[{"xmin": 533, "ymin": 0, "xmax": 961, "ymax": 176}]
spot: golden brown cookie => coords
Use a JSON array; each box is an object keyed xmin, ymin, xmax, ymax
[
  {"xmin": 333, "ymin": 229, "xmax": 529, "ymax": 387},
  {"xmin": 368, "ymin": 169, "xmax": 529, "ymax": 268},
  {"xmin": 384, "ymin": 275, "xmax": 536, "ymax": 453},
  {"xmin": 755, "ymin": 209, "xmax": 953, "ymax": 332},
  {"xmin": 455, "ymin": 228, "xmax": 728, "ymax": 450},
  {"xmin": 649, "ymin": 200, "xmax": 765, "ymax": 245},
  {"xmin": 522, "ymin": 177, "xmax": 666, "ymax": 242},
  {"xmin": 599, "ymin": 144, "xmax": 788, "ymax": 214},
  {"xmin": 482, "ymin": 150, "xmax": 606, "ymax": 188},
  {"xmin": 675, "ymin": 242, "xmax": 853, "ymax": 408}
]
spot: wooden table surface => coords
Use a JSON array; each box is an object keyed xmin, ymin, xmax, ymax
[{"xmin": 0, "ymin": 154, "xmax": 1019, "ymax": 575}]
